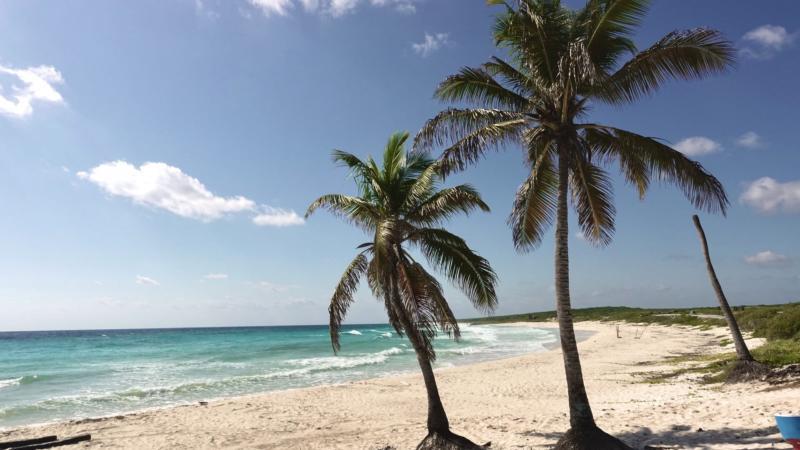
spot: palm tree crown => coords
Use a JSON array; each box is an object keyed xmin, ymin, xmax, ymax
[
  {"xmin": 416, "ymin": 0, "xmax": 733, "ymax": 249},
  {"xmin": 306, "ymin": 131, "xmax": 498, "ymax": 361}
]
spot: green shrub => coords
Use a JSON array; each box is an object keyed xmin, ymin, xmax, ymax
[
  {"xmin": 752, "ymin": 339, "xmax": 800, "ymax": 367},
  {"xmin": 764, "ymin": 309, "xmax": 800, "ymax": 340}
]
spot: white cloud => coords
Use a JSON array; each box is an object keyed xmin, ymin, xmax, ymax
[
  {"xmin": 298, "ymin": 0, "xmax": 320, "ymax": 11},
  {"xmin": 0, "ymin": 65, "xmax": 65, "ymax": 118},
  {"xmin": 204, "ymin": 273, "xmax": 229, "ymax": 280},
  {"xmin": 574, "ymin": 231, "xmax": 586, "ymax": 241},
  {"xmin": 740, "ymin": 177, "xmax": 800, "ymax": 214},
  {"xmin": 329, "ymin": 0, "xmax": 359, "ymax": 16},
  {"xmin": 741, "ymin": 25, "xmax": 796, "ymax": 59},
  {"xmin": 248, "ymin": 0, "xmax": 418, "ymax": 17},
  {"xmin": 744, "ymin": 25, "xmax": 794, "ymax": 49},
  {"xmin": 252, "ymin": 206, "xmax": 305, "ymax": 227},
  {"xmin": 672, "ymin": 136, "xmax": 721, "ymax": 157},
  {"xmin": 136, "ymin": 275, "xmax": 160, "ymax": 286},
  {"xmin": 370, "ymin": 0, "xmax": 416, "ymax": 13},
  {"xmin": 745, "ymin": 250, "xmax": 791, "ymax": 268},
  {"xmin": 412, "ymin": 33, "xmax": 450, "ymax": 57},
  {"xmin": 735, "ymin": 131, "xmax": 765, "ymax": 149},
  {"xmin": 248, "ymin": 0, "xmax": 293, "ymax": 16},
  {"xmin": 78, "ymin": 161, "xmax": 256, "ymax": 221}
]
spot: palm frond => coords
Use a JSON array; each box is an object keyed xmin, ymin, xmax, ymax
[
  {"xmin": 329, "ymin": 252, "xmax": 368, "ymax": 353},
  {"xmin": 569, "ymin": 151, "xmax": 616, "ymax": 246},
  {"xmin": 595, "ymin": 28, "xmax": 735, "ymax": 104},
  {"xmin": 435, "ymin": 66, "xmax": 530, "ymax": 110},
  {"xmin": 395, "ymin": 258, "xmax": 438, "ymax": 359},
  {"xmin": 305, "ymin": 194, "xmax": 379, "ymax": 230},
  {"xmin": 413, "ymin": 228, "xmax": 498, "ymax": 313},
  {"xmin": 439, "ymin": 119, "xmax": 527, "ymax": 175},
  {"xmin": 406, "ymin": 184, "xmax": 490, "ymax": 225},
  {"xmin": 483, "ymin": 56, "xmax": 538, "ymax": 98},
  {"xmin": 583, "ymin": 0, "xmax": 647, "ymax": 70},
  {"xmin": 413, "ymin": 262, "xmax": 460, "ymax": 340},
  {"xmin": 494, "ymin": 0, "xmax": 572, "ymax": 84},
  {"xmin": 509, "ymin": 145, "xmax": 558, "ymax": 251},
  {"xmin": 414, "ymin": 108, "xmax": 525, "ymax": 153},
  {"xmin": 583, "ymin": 124, "xmax": 728, "ymax": 214},
  {"xmin": 401, "ymin": 158, "xmax": 441, "ymax": 212}
]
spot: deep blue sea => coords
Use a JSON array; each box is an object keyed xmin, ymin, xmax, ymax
[{"xmin": 0, "ymin": 323, "xmax": 557, "ymax": 429}]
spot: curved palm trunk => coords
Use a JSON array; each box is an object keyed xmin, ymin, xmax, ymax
[
  {"xmin": 408, "ymin": 331, "xmax": 451, "ymax": 433},
  {"xmin": 691, "ymin": 215, "xmax": 754, "ymax": 361},
  {"xmin": 390, "ymin": 284, "xmax": 450, "ymax": 434},
  {"xmin": 554, "ymin": 148, "xmax": 596, "ymax": 430}
]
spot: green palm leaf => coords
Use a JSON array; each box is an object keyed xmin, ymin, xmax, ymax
[
  {"xmin": 596, "ymin": 28, "xmax": 735, "ymax": 104},
  {"xmin": 329, "ymin": 252, "xmax": 368, "ymax": 353}
]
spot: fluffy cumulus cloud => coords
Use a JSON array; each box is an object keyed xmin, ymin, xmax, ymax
[
  {"xmin": 78, "ymin": 161, "xmax": 255, "ymax": 221},
  {"xmin": 252, "ymin": 206, "xmax": 305, "ymax": 227},
  {"xmin": 740, "ymin": 177, "xmax": 800, "ymax": 214},
  {"xmin": 735, "ymin": 131, "xmax": 765, "ymax": 149},
  {"xmin": 136, "ymin": 275, "xmax": 160, "ymax": 286},
  {"xmin": 248, "ymin": 0, "xmax": 417, "ymax": 17},
  {"xmin": 78, "ymin": 161, "xmax": 304, "ymax": 226},
  {"xmin": 672, "ymin": 137, "xmax": 721, "ymax": 157},
  {"xmin": 0, "ymin": 65, "xmax": 65, "ymax": 118},
  {"xmin": 741, "ymin": 25, "xmax": 796, "ymax": 59},
  {"xmin": 412, "ymin": 32, "xmax": 450, "ymax": 57},
  {"xmin": 745, "ymin": 250, "xmax": 792, "ymax": 268}
]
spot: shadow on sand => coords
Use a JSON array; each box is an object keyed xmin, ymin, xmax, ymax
[{"xmin": 519, "ymin": 424, "xmax": 789, "ymax": 449}]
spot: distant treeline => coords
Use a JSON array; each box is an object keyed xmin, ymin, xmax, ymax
[{"xmin": 467, "ymin": 303, "xmax": 800, "ymax": 341}]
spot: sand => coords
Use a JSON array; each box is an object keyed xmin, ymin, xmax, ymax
[{"xmin": 1, "ymin": 321, "xmax": 796, "ymax": 449}]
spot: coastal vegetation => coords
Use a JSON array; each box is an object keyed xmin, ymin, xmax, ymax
[
  {"xmin": 416, "ymin": 0, "xmax": 734, "ymax": 447},
  {"xmin": 306, "ymin": 132, "xmax": 498, "ymax": 449},
  {"xmin": 467, "ymin": 302, "xmax": 800, "ymax": 339},
  {"xmin": 468, "ymin": 302, "xmax": 800, "ymax": 383}
]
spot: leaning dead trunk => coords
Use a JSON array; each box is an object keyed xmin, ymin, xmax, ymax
[
  {"xmin": 692, "ymin": 215, "xmax": 753, "ymax": 361},
  {"xmin": 553, "ymin": 148, "xmax": 631, "ymax": 450},
  {"xmin": 691, "ymin": 215, "xmax": 767, "ymax": 381}
]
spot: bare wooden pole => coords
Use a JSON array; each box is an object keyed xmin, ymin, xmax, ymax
[{"xmin": 692, "ymin": 215, "xmax": 754, "ymax": 362}]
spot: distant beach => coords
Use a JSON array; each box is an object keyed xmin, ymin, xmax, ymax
[{"xmin": 0, "ymin": 322, "xmax": 794, "ymax": 449}]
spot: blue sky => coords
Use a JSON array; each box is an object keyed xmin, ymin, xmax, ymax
[{"xmin": 0, "ymin": 0, "xmax": 798, "ymax": 331}]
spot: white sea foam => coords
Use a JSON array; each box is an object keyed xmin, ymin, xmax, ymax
[
  {"xmin": 285, "ymin": 347, "xmax": 404, "ymax": 372},
  {"xmin": 0, "ymin": 377, "xmax": 22, "ymax": 390},
  {"xmin": 346, "ymin": 330, "xmax": 362, "ymax": 335}
]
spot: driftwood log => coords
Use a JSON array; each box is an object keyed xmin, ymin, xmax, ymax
[
  {"xmin": 7, "ymin": 434, "xmax": 91, "ymax": 450},
  {"xmin": 0, "ymin": 437, "xmax": 57, "ymax": 450}
]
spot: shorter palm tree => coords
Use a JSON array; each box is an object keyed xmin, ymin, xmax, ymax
[{"xmin": 306, "ymin": 132, "xmax": 497, "ymax": 449}]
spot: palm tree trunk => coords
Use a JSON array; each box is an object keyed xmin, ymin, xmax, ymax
[
  {"xmin": 555, "ymin": 147, "xmax": 596, "ymax": 430},
  {"xmin": 414, "ymin": 345, "xmax": 450, "ymax": 433},
  {"xmin": 391, "ymin": 286, "xmax": 450, "ymax": 434},
  {"xmin": 692, "ymin": 215, "xmax": 754, "ymax": 361}
]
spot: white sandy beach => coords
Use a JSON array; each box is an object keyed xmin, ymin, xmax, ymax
[{"xmin": 1, "ymin": 321, "xmax": 795, "ymax": 449}]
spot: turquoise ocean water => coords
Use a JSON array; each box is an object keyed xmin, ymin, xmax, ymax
[{"xmin": 0, "ymin": 323, "xmax": 557, "ymax": 429}]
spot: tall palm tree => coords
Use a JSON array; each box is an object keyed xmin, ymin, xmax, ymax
[
  {"xmin": 415, "ymin": 1, "xmax": 733, "ymax": 448},
  {"xmin": 306, "ymin": 132, "xmax": 497, "ymax": 449}
]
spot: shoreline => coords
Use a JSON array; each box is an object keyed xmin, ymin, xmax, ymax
[
  {"xmin": 0, "ymin": 321, "xmax": 794, "ymax": 449},
  {"xmin": 0, "ymin": 322, "xmax": 566, "ymax": 433}
]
